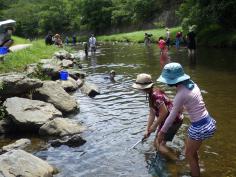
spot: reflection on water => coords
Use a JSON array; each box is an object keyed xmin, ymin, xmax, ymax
[
  {"xmin": 1, "ymin": 43, "xmax": 235, "ymax": 177},
  {"xmin": 145, "ymin": 152, "xmax": 169, "ymax": 177}
]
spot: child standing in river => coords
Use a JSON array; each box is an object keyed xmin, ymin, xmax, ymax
[
  {"xmin": 132, "ymin": 73, "xmax": 183, "ymax": 160},
  {"xmin": 157, "ymin": 62, "xmax": 216, "ymax": 177}
]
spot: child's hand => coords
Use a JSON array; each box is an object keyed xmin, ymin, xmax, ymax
[
  {"xmin": 149, "ymin": 125, "xmax": 157, "ymax": 133},
  {"xmin": 144, "ymin": 130, "xmax": 151, "ymax": 139},
  {"xmin": 157, "ymin": 131, "xmax": 165, "ymax": 144}
]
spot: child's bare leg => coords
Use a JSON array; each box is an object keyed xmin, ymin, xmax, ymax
[
  {"xmin": 154, "ymin": 138, "xmax": 177, "ymax": 161},
  {"xmin": 185, "ymin": 137, "xmax": 202, "ymax": 177}
]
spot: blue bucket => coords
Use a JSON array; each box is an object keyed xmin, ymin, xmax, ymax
[
  {"xmin": 0, "ymin": 47, "xmax": 8, "ymax": 55},
  {"xmin": 60, "ymin": 70, "xmax": 69, "ymax": 80}
]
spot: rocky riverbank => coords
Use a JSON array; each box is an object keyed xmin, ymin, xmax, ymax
[{"xmin": 0, "ymin": 50, "xmax": 100, "ymax": 176}]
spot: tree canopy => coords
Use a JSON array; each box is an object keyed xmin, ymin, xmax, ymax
[{"xmin": 0, "ymin": 0, "xmax": 235, "ymax": 39}]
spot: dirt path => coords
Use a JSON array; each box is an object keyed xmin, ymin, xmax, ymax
[{"xmin": 9, "ymin": 44, "xmax": 32, "ymax": 52}]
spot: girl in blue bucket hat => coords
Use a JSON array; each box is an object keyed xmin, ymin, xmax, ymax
[{"xmin": 156, "ymin": 62, "xmax": 216, "ymax": 177}]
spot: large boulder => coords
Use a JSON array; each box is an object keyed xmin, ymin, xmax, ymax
[
  {"xmin": 56, "ymin": 77, "xmax": 79, "ymax": 92},
  {"xmin": 4, "ymin": 97, "xmax": 62, "ymax": 131},
  {"xmin": 32, "ymin": 81, "xmax": 79, "ymax": 114},
  {"xmin": 1, "ymin": 139, "xmax": 31, "ymax": 154},
  {"xmin": 0, "ymin": 149, "xmax": 56, "ymax": 177},
  {"xmin": 39, "ymin": 118, "xmax": 85, "ymax": 137},
  {"xmin": 0, "ymin": 73, "xmax": 43, "ymax": 98}
]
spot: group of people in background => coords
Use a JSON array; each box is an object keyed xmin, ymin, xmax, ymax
[
  {"xmin": 143, "ymin": 26, "xmax": 196, "ymax": 57},
  {"xmin": 162, "ymin": 27, "xmax": 196, "ymax": 55},
  {"xmin": 45, "ymin": 32, "xmax": 97, "ymax": 56}
]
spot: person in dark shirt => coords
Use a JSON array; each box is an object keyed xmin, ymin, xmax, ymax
[
  {"xmin": 45, "ymin": 31, "xmax": 53, "ymax": 45},
  {"xmin": 0, "ymin": 27, "xmax": 14, "ymax": 49},
  {"xmin": 187, "ymin": 28, "xmax": 196, "ymax": 56}
]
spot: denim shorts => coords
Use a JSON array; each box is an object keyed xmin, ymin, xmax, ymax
[{"xmin": 188, "ymin": 116, "xmax": 216, "ymax": 140}]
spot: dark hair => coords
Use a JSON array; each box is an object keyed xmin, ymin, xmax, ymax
[
  {"xmin": 159, "ymin": 36, "xmax": 164, "ymax": 40},
  {"xmin": 168, "ymin": 80, "xmax": 188, "ymax": 87}
]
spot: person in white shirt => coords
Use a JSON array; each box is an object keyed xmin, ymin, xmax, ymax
[
  {"xmin": 89, "ymin": 34, "xmax": 96, "ymax": 53},
  {"xmin": 165, "ymin": 28, "xmax": 170, "ymax": 49}
]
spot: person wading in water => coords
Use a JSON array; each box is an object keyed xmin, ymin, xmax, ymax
[
  {"xmin": 132, "ymin": 73, "xmax": 183, "ymax": 160},
  {"xmin": 157, "ymin": 62, "xmax": 216, "ymax": 177}
]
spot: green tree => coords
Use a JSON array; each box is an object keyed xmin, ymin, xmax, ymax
[{"xmin": 80, "ymin": 0, "xmax": 113, "ymax": 33}]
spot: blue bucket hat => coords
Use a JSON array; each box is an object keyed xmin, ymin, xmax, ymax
[{"xmin": 157, "ymin": 62, "xmax": 190, "ymax": 84}]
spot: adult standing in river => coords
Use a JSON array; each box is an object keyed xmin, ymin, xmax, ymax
[
  {"xmin": 165, "ymin": 28, "xmax": 170, "ymax": 49},
  {"xmin": 89, "ymin": 34, "xmax": 96, "ymax": 53},
  {"xmin": 157, "ymin": 62, "xmax": 216, "ymax": 177},
  {"xmin": 187, "ymin": 27, "xmax": 196, "ymax": 56},
  {"xmin": 132, "ymin": 73, "xmax": 183, "ymax": 160}
]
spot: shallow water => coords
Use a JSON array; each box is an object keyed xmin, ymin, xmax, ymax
[{"xmin": 3, "ymin": 43, "xmax": 236, "ymax": 177}]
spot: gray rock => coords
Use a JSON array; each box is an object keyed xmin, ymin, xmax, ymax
[
  {"xmin": 56, "ymin": 77, "xmax": 79, "ymax": 92},
  {"xmin": 80, "ymin": 81, "xmax": 100, "ymax": 98},
  {"xmin": 50, "ymin": 134, "xmax": 86, "ymax": 147},
  {"xmin": 4, "ymin": 97, "xmax": 62, "ymax": 130},
  {"xmin": 0, "ymin": 149, "xmax": 56, "ymax": 177},
  {"xmin": 0, "ymin": 73, "xmax": 43, "ymax": 98},
  {"xmin": 40, "ymin": 58, "xmax": 62, "ymax": 66},
  {"xmin": 1, "ymin": 139, "xmax": 31, "ymax": 153},
  {"xmin": 39, "ymin": 118, "xmax": 85, "ymax": 137},
  {"xmin": 76, "ymin": 79, "xmax": 84, "ymax": 88},
  {"xmin": 32, "ymin": 81, "xmax": 79, "ymax": 114},
  {"xmin": 66, "ymin": 69, "xmax": 86, "ymax": 80},
  {"xmin": 62, "ymin": 59, "xmax": 73, "ymax": 68},
  {"xmin": 39, "ymin": 59, "xmax": 53, "ymax": 64},
  {"xmin": 41, "ymin": 63, "xmax": 62, "ymax": 80},
  {"xmin": 25, "ymin": 63, "xmax": 38, "ymax": 75},
  {"xmin": 54, "ymin": 50, "xmax": 72, "ymax": 60}
]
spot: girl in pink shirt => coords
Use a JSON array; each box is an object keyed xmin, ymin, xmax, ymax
[
  {"xmin": 158, "ymin": 37, "xmax": 168, "ymax": 55},
  {"xmin": 157, "ymin": 62, "xmax": 216, "ymax": 177}
]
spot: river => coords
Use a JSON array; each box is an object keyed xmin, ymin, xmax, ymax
[{"xmin": 3, "ymin": 43, "xmax": 236, "ymax": 177}]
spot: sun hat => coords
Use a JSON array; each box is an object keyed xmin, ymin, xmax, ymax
[
  {"xmin": 110, "ymin": 70, "xmax": 115, "ymax": 74},
  {"xmin": 157, "ymin": 62, "xmax": 190, "ymax": 85},
  {"xmin": 132, "ymin": 73, "xmax": 154, "ymax": 90}
]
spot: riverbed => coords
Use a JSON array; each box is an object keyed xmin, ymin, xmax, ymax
[{"xmin": 3, "ymin": 43, "xmax": 236, "ymax": 177}]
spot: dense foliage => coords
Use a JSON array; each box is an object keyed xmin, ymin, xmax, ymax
[
  {"xmin": 177, "ymin": 0, "xmax": 236, "ymax": 46},
  {"xmin": 0, "ymin": 0, "xmax": 176, "ymax": 37}
]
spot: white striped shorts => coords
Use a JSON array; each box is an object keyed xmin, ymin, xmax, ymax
[{"xmin": 188, "ymin": 116, "xmax": 216, "ymax": 140}]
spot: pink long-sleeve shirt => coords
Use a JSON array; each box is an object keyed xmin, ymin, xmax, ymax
[{"xmin": 161, "ymin": 84, "xmax": 209, "ymax": 133}]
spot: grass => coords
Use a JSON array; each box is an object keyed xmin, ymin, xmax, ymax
[
  {"xmin": 97, "ymin": 26, "xmax": 182, "ymax": 43},
  {"xmin": 0, "ymin": 37, "xmax": 59, "ymax": 73},
  {"xmin": 12, "ymin": 36, "xmax": 30, "ymax": 45}
]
